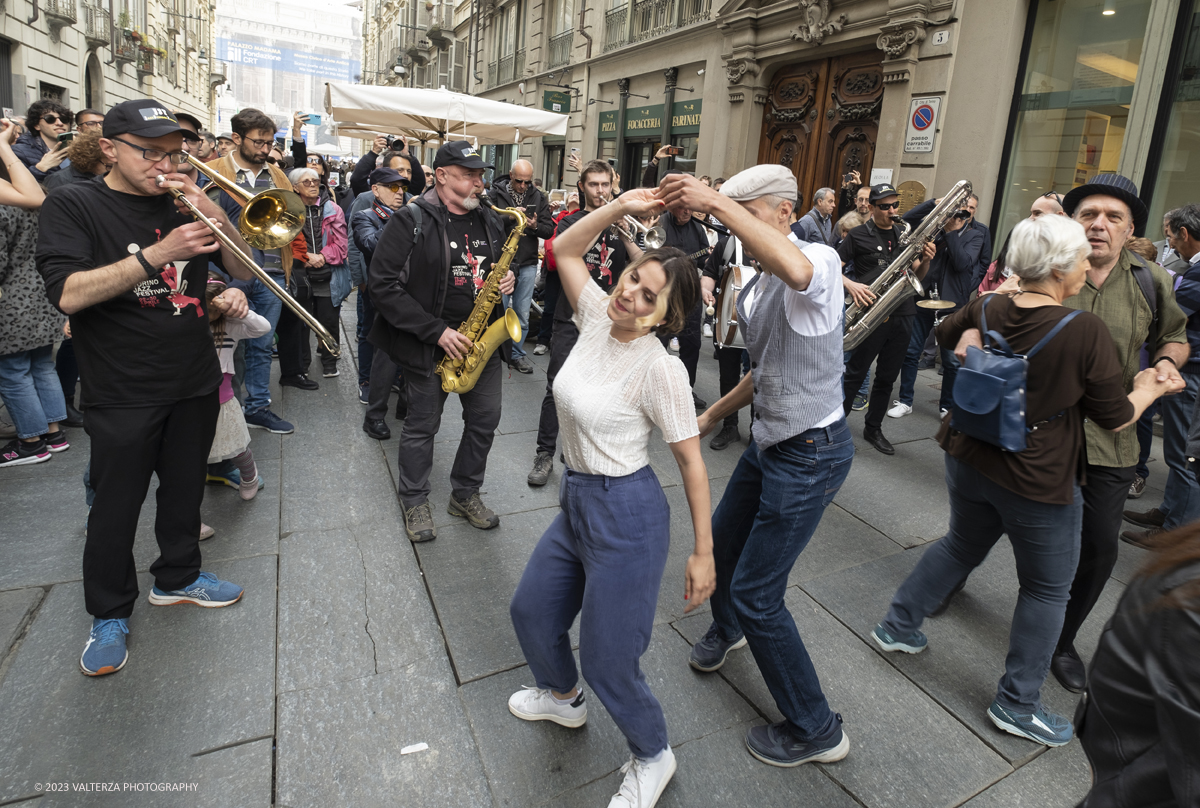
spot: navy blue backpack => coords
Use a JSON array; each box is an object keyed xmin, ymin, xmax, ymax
[{"xmin": 950, "ymin": 295, "xmax": 1082, "ymax": 452}]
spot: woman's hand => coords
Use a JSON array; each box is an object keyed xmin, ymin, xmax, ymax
[
  {"xmin": 1135, "ymin": 366, "xmax": 1185, "ymax": 397},
  {"xmin": 684, "ymin": 552, "xmax": 716, "ymax": 613},
  {"xmin": 844, "ymin": 278, "xmax": 876, "ymax": 309},
  {"xmin": 306, "ymin": 252, "xmax": 326, "ymax": 268},
  {"xmin": 617, "ymin": 188, "xmax": 665, "ymax": 219},
  {"xmin": 0, "ymin": 119, "xmax": 20, "ymax": 146}
]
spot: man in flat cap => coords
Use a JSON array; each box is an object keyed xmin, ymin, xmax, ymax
[{"xmin": 658, "ymin": 166, "xmax": 855, "ymax": 769}]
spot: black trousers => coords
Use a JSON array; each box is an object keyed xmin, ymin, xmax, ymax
[
  {"xmin": 1057, "ymin": 463, "xmax": 1137, "ymax": 651},
  {"xmin": 298, "ymin": 294, "xmax": 342, "ymax": 369},
  {"xmin": 658, "ymin": 301, "xmax": 703, "ymax": 387},
  {"xmin": 56, "ymin": 337, "xmax": 79, "ymax": 404},
  {"xmin": 716, "ymin": 346, "xmax": 746, "ymax": 427},
  {"xmin": 842, "ymin": 315, "xmax": 913, "ymax": 432},
  {"xmin": 275, "ymin": 297, "xmax": 307, "ymax": 379},
  {"xmin": 83, "ymin": 392, "xmax": 219, "ymax": 619},
  {"xmin": 536, "ymin": 317, "xmax": 580, "ymax": 456},
  {"xmin": 538, "ymin": 272, "xmax": 561, "ymax": 345}
]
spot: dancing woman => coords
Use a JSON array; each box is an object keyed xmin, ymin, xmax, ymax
[{"xmin": 508, "ymin": 188, "xmax": 715, "ymax": 808}]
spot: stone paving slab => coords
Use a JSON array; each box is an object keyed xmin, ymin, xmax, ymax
[
  {"xmin": 674, "ymin": 588, "xmax": 1014, "ymax": 808},
  {"xmin": 0, "ymin": 587, "xmax": 41, "ymax": 662},
  {"xmin": 790, "ymin": 502, "xmax": 906, "ymax": 585},
  {"xmin": 459, "ymin": 625, "xmax": 758, "ymax": 808},
  {"xmin": 801, "ymin": 541, "xmax": 1124, "ymax": 765},
  {"xmin": 281, "ymin": 438, "xmax": 400, "ymax": 534},
  {"xmin": 276, "ymin": 656, "xmax": 492, "ymax": 808},
  {"xmin": 961, "ymin": 741, "xmax": 1091, "ymax": 807},
  {"xmin": 835, "ymin": 437, "xmax": 952, "ymax": 546},
  {"xmin": 0, "ymin": 556, "xmax": 276, "ymax": 804}
]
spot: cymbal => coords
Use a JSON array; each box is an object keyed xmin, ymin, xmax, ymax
[{"xmin": 916, "ymin": 299, "xmax": 955, "ymax": 309}]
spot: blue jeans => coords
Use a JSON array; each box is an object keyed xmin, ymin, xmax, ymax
[
  {"xmin": 0, "ymin": 344, "xmax": 67, "ymax": 439},
  {"xmin": 709, "ymin": 421, "xmax": 855, "ymax": 740},
  {"xmin": 242, "ymin": 277, "xmax": 283, "ymax": 414},
  {"xmin": 502, "ymin": 263, "xmax": 537, "ymax": 358},
  {"xmin": 898, "ymin": 306, "xmax": 958, "ymax": 409},
  {"xmin": 883, "ymin": 454, "xmax": 1082, "ymax": 713},
  {"xmin": 1159, "ymin": 371, "xmax": 1200, "ymax": 529},
  {"xmin": 510, "ymin": 465, "xmax": 671, "ymax": 759},
  {"xmin": 356, "ymin": 285, "xmax": 375, "ymax": 386}
]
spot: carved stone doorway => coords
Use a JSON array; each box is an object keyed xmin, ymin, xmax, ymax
[{"xmin": 758, "ymin": 50, "xmax": 884, "ymax": 210}]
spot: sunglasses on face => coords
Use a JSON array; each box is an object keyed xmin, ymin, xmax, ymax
[
  {"xmin": 510, "ymin": 178, "xmax": 530, "ymax": 186},
  {"xmin": 875, "ymin": 201, "xmax": 900, "ymax": 211},
  {"xmin": 42, "ymin": 114, "xmax": 66, "ymax": 125},
  {"xmin": 380, "ymin": 183, "xmax": 404, "ymax": 193},
  {"xmin": 307, "ymin": 156, "xmax": 322, "ymax": 164}
]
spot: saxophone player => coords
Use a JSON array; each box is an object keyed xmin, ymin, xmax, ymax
[{"xmin": 367, "ymin": 141, "xmax": 516, "ymax": 543}]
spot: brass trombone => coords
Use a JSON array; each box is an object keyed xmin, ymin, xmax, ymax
[{"xmin": 165, "ymin": 155, "xmax": 340, "ymax": 357}]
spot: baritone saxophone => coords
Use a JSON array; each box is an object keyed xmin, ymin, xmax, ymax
[{"xmin": 435, "ymin": 196, "xmax": 527, "ymax": 394}]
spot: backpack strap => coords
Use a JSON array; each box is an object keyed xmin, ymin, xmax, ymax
[
  {"xmin": 407, "ymin": 200, "xmax": 423, "ymax": 240},
  {"xmin": 1027, "ymin": 309, "xmax": 1083, "ymax": 358},
  {"xmin": 1129, "ymin": 252, "xmax": 1159, "ymax": 347}
]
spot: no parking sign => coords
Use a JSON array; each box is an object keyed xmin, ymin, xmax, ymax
[{"xmin": 904, "ymin": 97, "xmax": 941, "ymax": 154}]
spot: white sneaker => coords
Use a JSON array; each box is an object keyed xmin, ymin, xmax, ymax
[
  {"xmin": 507, "ymin": 685, "xmax": 587, "ymax": 728},
  {"xmin": 608, "ymin": 747, "xmax": 677, "ymax": 808},
  {"xmin": 199, "ymin": 522, "xmax": 215, "ymax": 541},
  {"xmin": 886, "ymin": 401, "xmax": 912, "ymax": 418},
  {"xmin": 669, "ymin": 337, "xmax": 680, "ymax": 352},
  {"xmin": 940, "ymin": 408, "xmax": 949, "ymax": 418},
  {"xmin": 702, "ymin": 322, "xmax": 713, "ymax": 337},
  {"xmin": 532, "ymin": 344, "xmax": 548, "ymax": 355}
]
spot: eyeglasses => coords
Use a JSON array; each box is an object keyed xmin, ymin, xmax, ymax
[
  {"xmin": 41, "ymin": 114, "xmax": 66, "ymax": 125},
  {"xmin": 238, "ymin": 135, "xmax": 273, "ymax": 149},
  {"xmin": 296, "ymin": 178, "xmax": 321, "ymax": 186},
  {"xmin": 380, "ymin": 183, "xmax": 403, "ymax": 193},
  {"xmin": 111, "ymin": 136, "xmax": 189, "ymax": 165},
  {"xmin": 875, "ymin": 201, "xmax": 900, "ymax": 211},
  {"xmin": 77, "ymin": 120, "xmax": 103, "ymax": 130}
]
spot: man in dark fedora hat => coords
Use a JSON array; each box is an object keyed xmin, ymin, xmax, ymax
[{"xmin": 950, "ymin": 173, "xmax": 1189, "ymax": 696}]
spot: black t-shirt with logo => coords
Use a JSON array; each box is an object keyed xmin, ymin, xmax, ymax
[
  {"xmin": 36, "ymin": 176, "xmax": 224, "ymax": 407},
  {"xmin": 837, "ymin": 220, "xmax": 915, "ymax": 317},
  {"xmin": 442, "ymin": 210, "xmax": 494, "ymax": 329},
  {"xmin": 552, "ymin": 209, "xmax": 629, "ymax": 323}
]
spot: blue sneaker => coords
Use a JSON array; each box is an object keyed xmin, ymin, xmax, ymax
[
  {"xmin": 243, "ymin": 408, "xmax": 294, "ymax": 434},
  {"xmin": 746, "ymin": 716, "xmax": 850, "ymax": 767},
  {"xmin": 872, "ymin": 623, "xmax": 927, "ymax": 654},
  {"xmin": 987, "ymin": 700, "xmax": 1073, "ymax": 747},
  {"xmin": 148, "ymin": 571, "xmax": 244, "ymax": 608},
  {"xmin": 80, "ymin": 617, "xmax": 129, "ymax": 676},
  {"xmin": 206, "ymin": 466, "xmax": 241, "ymax": 488},
  {"xmin": 689, "ymin": 622, "xmax": 748, "ymax": 672},
  {"xmin": 358, "ymin": 382, "xmax": 370, "ymax": 405}
]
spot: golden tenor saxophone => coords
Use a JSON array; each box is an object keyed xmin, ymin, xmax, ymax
[{"xmin": 436, "ymin": 196, "xmax": 526, "ymax": 394}]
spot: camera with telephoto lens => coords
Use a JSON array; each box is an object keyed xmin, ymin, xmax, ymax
[{"xmin": 389, "ymin": 138, "xmax": 406, "ymax": 152}]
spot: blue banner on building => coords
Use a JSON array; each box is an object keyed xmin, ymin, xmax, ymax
[{"xmin": 216, "ymin": 38, "xmax": 360, "ymax": 82}]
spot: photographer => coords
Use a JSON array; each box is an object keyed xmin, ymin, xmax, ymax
[{"xmin": 349, "ymin": 134, "xmax": 424, "ymax": 199}]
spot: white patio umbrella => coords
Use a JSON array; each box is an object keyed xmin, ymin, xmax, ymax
[{"xmin": 324, "ymin": 83, "xmax": 569, "ymax": 145}]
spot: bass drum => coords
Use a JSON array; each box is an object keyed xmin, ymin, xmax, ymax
[{"xmin": 715, "ymin": 262, "xmax": 758, "ymax": 349}]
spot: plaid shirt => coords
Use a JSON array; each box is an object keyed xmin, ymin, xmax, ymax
[{"xmin": 1062, "ymin": 248, "xmax": 1188, "ymax": 468}]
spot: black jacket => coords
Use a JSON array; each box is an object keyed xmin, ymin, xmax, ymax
[
  {"xmin": 350, "ymin": 150, "xmax": 426, "ymax": 200},
  {"xmin": 902, "ymin": 199, "xmax": 984, "ymax": 308},
  {"xmin": 367, "ymin": 187, "xmax": 506, "ymax": 377},
  {"xmin": 488, "ymin": 179, "xmax": 554, "ymax": 267},
  {"xmin": 1076, "ymin": 559, "xmax": 1200, "ymax": 808}
]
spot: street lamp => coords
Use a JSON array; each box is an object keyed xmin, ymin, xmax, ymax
[{"xmin": 197, "ymin": 49, "xmax": 209, "ymax": 67}]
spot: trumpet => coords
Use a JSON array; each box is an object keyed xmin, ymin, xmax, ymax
[
  {"xmin": 611, "ymin": 215, "xmax": 666, "ymax": 249},
  {"xmin": 166, "ymin": 155, "xmax": 341, "ymax": 357}
]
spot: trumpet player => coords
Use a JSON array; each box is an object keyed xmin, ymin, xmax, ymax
[
  {"xmin": 36, "ymin": 100, "xmax": 256, "ymax": 676},
  {"xmin": 838, "ymin": 184, "xmax": 936, "ymax": 455},
  {"xmin": 368, "ymin": 141, "xmax": 516, "ymax": 544}
]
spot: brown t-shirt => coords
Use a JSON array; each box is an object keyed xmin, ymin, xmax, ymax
[{"xmin": 935, "ymin": 294, "xmax": 1134, "ymax": 505}]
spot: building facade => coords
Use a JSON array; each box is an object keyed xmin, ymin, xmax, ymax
[
  {"xmin": 460, "ymin": 0, "xmax": 1197, "ymax": 243},
  {"xmin": 0, "ymin": 0, "xmax": 218, "ymax": 126}
]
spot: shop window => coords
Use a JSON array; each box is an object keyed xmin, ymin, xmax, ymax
[
  {"xmin": 995, "ymin": 0, "xmax": 1152, "ymax": 241},
  {"xmin": 1146, "ymin": 0, "xmax": 1200, "ymax": 228},
  {"xmin": 544, "ymin": 145, "xmax": 565, "ymax": 190},
  {"xmin": 671, "ymin": 135, "xmax": 698, "ymax": 176}
]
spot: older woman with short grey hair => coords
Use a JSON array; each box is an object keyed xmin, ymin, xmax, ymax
[{"xmin": 869, "ymin": 214, "xmax": 1180, "ymax": 748}]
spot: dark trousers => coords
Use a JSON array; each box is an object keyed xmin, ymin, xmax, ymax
[
  {"xmin": 842, "ymin": 315, "xmax": 913, "ymax": 432},
  {"xmin": 536, "ymin": 317, "xmax": 580, "ymax": 456},
  {"xmin": 298, "ymin": 295, "xmax": 341, "ymax": 369},
  {"xmin": 898, "ymin": 306, "xmax": 958, "ymax": 411},
  {"xmin": 510, "ymin": 465, "xmax": 671, "ymax": 759},
  {"xmin": 709, "ymin": 423, "xmax": 855, "ymax": 739},
  {"xmin": 82, "ymin": 392, "xmax": 219, "ymax": 619},
  {"xmin": 1134, "ymin": 402, "xmax": 1156, "ymax": 481},
  {"xmin": 397, "ymin": 352, "xmax": 503, "ymax": 508},
  {"xmin": 365, "ymin": 346, "xmax": 403, "ymax": 421},
  {"xmin": 538, "ymin": 272, "xmax": 561, "ymax": 345},
  {"xmin": 716, "ymin": 346, "xmax": 746, "ymax": 427},
  {"xmin": 55, "ymin": 337, "xmax": 78, "ymax": 404},
  {"xmin": 658, "ymin": 301, "xmax": 703, "ymax": 387},
  {"xmin": 275, "ymin": 300, "xmax": 306, "ymax": 378},
  {"xmin": 357, "ymin": 285, "xmax": 376, "ymax": 386},
  {"xmin": 1057, "ymin": 464, "xmax": 1137, "ymax": 652},
  {"xmin": 884, "ymin": 455, "xmax": 1081, "ymax": 713}
]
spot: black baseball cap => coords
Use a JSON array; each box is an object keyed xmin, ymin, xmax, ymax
[
  {"xmin": 103, "ymin": 99, "xmax": 199, "ymax": 141},
  {"xmin": 370, "ymin": 167, "xmax": 407, "ymax": 186},
  {"xmin": 433, "ymin": 140, "xmax": 493, "ymax": 170},
  {"xmin": 172, "ymin": 110, "xmax": 203, "ymax": 133},
  {"xmin": 869, "ymin": 183, "xmax": 899, "ymax": 203}
]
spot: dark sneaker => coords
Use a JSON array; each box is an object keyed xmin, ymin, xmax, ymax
[
  {"xmin": 80, "ymin": 617, "xmax": 129, "ymax": 676},
  {"xmin": 1121, "ymin": 525, "xmax": 1165, "ymax": 549},
  {"xmin": 279, "ymin": 373, "xmax": 319, "ymax": 391},
  {"xmin": 917, "ymin": 356, "xmax": 935, "ymax": 370},
  {"xmin": 322, "ymin": 362, "xmax": 339, "ymax": 378},
  {"xmin": 0, "ymin": 438, "xmax": 50, "ymax": 467},
  {"xmin": 448, "ymin": 492, "xmax": 500, "ymax": 529},
  {"xmin": 987, "ymin": 701, "xmax": 1072, "ymax": 747},
  {"xmin": 745, "ymin": 716, "xmax": 849, "ymax": 767},
  {"xmin": 708, "ymin": 424, "xmax": 740, "ymax": 451},
  {"xmin": 148, "ymin": 571, "xmax": 243, "ymax": 607},
  {"xmin": 404, "ymin": 501, "xmax": 437, "ymax": 543},
  {"xmin": 63, "ymin": 402, "xmax": 85, "ymax": 428},
  {"xmin": 689, "ymin": 622, "xmax": 748, "ymax": 672},
  {"xmin": 872, "ymin": 623, "xmax": 927, "ymax": 654},
  {"xmin": 851, "ymin": 393, "xmax": 868, "ymax": 411},
  {"xmin": 244, "ymin": 408, "xmax": 294, "ymax": 434},
  {"xmin": 42, "ymin": 430, "xmax": 70, "ymax": 453},
  {"xmin": 527, "ymin": 451, "xmax": 554, "ymax": 486},
  {"xmin": 510, "ymin": 356, "xmax": 534, "ymax": 374},
  {"xmin": 358, "ymin": 382, "xmax": 370, "ymax": 405},
  {"xmin": 363, "ymin": 418, "xmax": 391, "ymax": 440},
  {"xmin": 1127, "ymin": 474, "xmax": 1146, "ymax": 499},
  {"xmin": 692, "ymin": 392, "xmax": 707, "ymax": 411},
  {"xmin": 1123, "ymin": 506, "xmax": 1165, "ymax": 529}
]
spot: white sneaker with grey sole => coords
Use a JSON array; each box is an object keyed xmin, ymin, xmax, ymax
[
  {"xmin": 886, "ymin": 401, "xmax": 912, "ymax": 418},
  {"xmin": 508, "ymin": 685, "xmax": 587, "ymax": 728}
]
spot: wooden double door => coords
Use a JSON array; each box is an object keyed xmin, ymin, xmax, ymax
[{"xmin": 758, "ymin": 50, "xmax": 884, "ymax": 207}]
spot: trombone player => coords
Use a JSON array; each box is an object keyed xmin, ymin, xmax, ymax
[{"xmin": 36, "ymin": 100, "xmax": 254, "ymax": 676}]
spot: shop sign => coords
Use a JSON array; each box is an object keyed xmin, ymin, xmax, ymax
[
  {"xmin": 598, "ymin": 100, "xmax": 704, "ymax": 138},
  {"xmin": 543, "ymin": 90, "xmax": 570, "ymax": 114}
]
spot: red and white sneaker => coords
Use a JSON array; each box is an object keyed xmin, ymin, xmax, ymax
[{"xmin": 0, "ymin": 438, "xmax": 50, "ymax": 467}]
